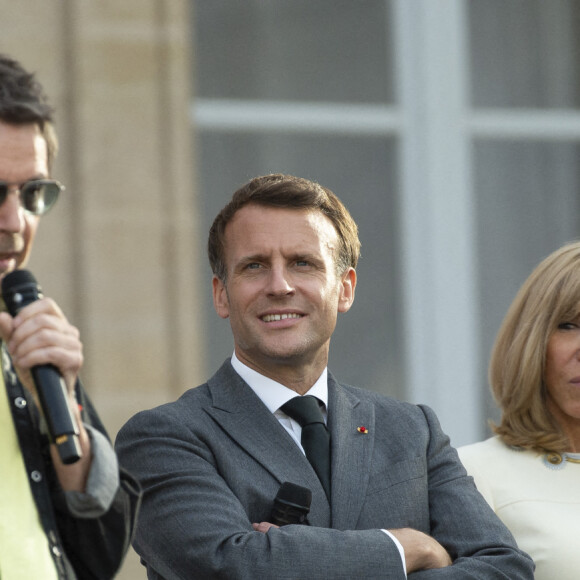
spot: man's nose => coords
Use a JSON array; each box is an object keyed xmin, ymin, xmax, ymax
[
  {"xmin": 0, "ymin": 189, "xmax": 25, "ymax": 232},
  {"xmin": 266, "ymin": 266, "xmax": 295, "ymax": 296}
]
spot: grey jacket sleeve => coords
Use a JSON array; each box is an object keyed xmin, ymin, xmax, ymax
[
  {"xmin": 405, "ymin": 405, "xmax": 534, "ymax": 579},
  {"xmin": 63, "ymin": 424, "xmax": 120, "ymax": 517}
]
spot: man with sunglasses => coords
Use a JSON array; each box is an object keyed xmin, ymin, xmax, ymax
[{"xmin": 0, "ymin": 54, "xmax": 140, "ymax": 579}]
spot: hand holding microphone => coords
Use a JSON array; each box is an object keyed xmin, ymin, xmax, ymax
[{"xmin": 1, "ymin": 269, "xmax": 83, "ymax": 464}]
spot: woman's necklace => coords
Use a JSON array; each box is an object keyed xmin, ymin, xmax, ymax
[{"xmin": 544, "ymin": 451, "xmax": 580, "ymax": 468}]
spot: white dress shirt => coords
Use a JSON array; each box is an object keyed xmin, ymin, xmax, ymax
[{"xmin": 231, "ymin": 352, "xmax": 328, "ymax": 453}]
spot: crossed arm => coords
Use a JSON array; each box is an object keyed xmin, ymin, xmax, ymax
[
  {"xmin": 253, "ymin": 521, "xmax": 452, "ymax": 574},
  {"xmin": 116, "ymin": 398, "xmax": 534, "ymax": 580}
]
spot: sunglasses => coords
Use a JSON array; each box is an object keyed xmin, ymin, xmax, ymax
[{"xmin": 0, "ymin": 179, "xmax": 64, "ymax": 216}]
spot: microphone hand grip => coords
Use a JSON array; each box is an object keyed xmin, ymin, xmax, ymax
[
  {"xmin": 271, "ymin": 482, "xmax": 312, "ymax": 526},
  {"xmin": 32, "ymin": 364, "xmax": 82, "ymax": 465},
  {"xmin": 2, "ymin": 269, "xmax": 82, "ymax": 464}
]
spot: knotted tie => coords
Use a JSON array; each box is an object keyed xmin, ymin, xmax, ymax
[{"xmin": 281, "ymin": 395, "xmax": 331, "ymax": 499}]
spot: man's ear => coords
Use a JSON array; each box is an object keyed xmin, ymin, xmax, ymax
[
  {"xmin": 212, "ymin": 276, "xmax": 230, "ymax": 319},
  {"xmin": 337, "ymin": 268, "xmax": 356, "ymax": 313}
]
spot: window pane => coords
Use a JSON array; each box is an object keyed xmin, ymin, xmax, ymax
[
  {"xmin": 192, "ymin": 0, "xmax": 394, "ymax": 103},
  {"xmin": 197, "ymin": 132, "xmax": 404, "ymax": 398},
  {"xmin": 469, "ymin": 0, "xmax": 580, "ymax": 108},
  {"xmin": 474, "ymin": 140, "xmax": 580, "ymax": 422}
]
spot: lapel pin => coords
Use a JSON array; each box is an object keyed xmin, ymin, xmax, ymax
[{"xmin": 357, "ymin": 426, "xmax": 368, "ymax": 434}]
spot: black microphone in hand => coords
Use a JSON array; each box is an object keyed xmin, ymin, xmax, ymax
[
  {"xmin": 271, "ymin": 482, "xmax": 312, "ymax": 526},
  {"xmin": 2, "ymin": 269, "xmax": 82, "ymax": 464}
]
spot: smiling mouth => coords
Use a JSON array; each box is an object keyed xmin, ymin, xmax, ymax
[
  {"xmin": 261, "ymin": 313, "xmax": 303, "ymax": 322},
  {"xmin": 0, "ymin": 252, "xmax": 19, "ymax": 264}
]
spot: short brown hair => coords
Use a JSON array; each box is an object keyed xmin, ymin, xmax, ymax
[
  {"xmin": 208, "ymin": 174, "xmax": 361, "ymax": 281},
  {"xmin": 490, "ymin": 240, "xmax": 580, "ymax": 453},
  {"xmin": 0, "ymin": 54, "xmax": 58, "ymax": 171}
]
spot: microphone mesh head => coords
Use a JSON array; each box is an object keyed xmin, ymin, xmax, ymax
[
  {"xmin": 2, "ymin": 270, "xmax": 41, "ymax": 316},
  {"xmin": 2, "ymin": 269, "xmax": 37, "ymax": 294}
]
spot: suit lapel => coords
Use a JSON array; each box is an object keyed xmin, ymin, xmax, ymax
[
  {"xmin": 328, "ymin": 374, "xmax": 375, "ymax": 530},
  {"xmin": 205, "ymin": 362, "xmax": 330, "ymax": 504}
]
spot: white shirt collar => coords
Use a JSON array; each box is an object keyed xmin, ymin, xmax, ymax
[{"xmin": 230, "ymin": 351, "xmax": 328, "ymax": 413}]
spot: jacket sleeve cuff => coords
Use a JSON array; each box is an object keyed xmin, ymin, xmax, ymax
[
  {"xmin": 63, "ymin": 424, "xmax": 120, "ymax": 518},
  {"xmin": 381, "ymin": 529, "xmax": 407, "ymax": 577}
]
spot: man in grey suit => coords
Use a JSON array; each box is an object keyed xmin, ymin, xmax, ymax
[{"xmin": 116, "ymin": 174, "xmax": 534, "ymax": 579}]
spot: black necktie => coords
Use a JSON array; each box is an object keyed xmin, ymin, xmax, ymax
[{"xmin": 281, "ymin": 395, "xmax": 331, "ymax": 499}]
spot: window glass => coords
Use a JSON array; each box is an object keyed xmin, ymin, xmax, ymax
[
  {"xmin": 469, "ymin": 0, "xmax": 580, "ymax": 108},
  {"xmin": 192, "ymin": 0, "xmax": 394, "ymax": 103}
]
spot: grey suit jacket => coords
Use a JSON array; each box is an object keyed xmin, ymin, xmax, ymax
[{"xmin": 116, "ymin": 360, "xmax": 533, "ymax": 579}]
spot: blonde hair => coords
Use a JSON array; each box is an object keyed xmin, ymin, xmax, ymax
[{"xmin": 490, "ymin": 241, "xmax": 580, "ymax": 453}]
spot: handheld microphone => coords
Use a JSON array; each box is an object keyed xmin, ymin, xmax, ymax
[
  {"xmin": 271, "ymin": 482, "xmax": 312, "ymax": 526},
  {"xmin": 2, "ymin": 269, "xmax": 82, "ymax": 464}
]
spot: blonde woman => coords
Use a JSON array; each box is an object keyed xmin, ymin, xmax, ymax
[{"xmin": 459, "ymin": 241, "xmax": 580, "ymax": 579}]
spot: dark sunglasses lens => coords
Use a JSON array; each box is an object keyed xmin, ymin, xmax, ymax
[{"xmin": 21, "ymin": 181, "xmax": 61, "ymax": 215}]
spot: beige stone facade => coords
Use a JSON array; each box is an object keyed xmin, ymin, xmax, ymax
[{"xmin": 1, "ymin": 1, "xmax": 204, "ymax": 578}]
